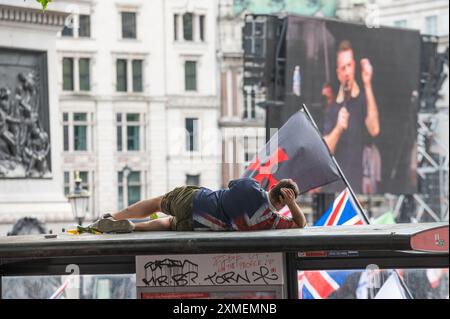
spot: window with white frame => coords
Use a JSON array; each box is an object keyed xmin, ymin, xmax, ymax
[
  {"xmin": 63, "ymin": 57, "xmax": 74, "ymax": 91},
  {"xmin": 121, "ymin": 12, "xmax": 137, "ymax": 39},
  {"xmin": 62, "ymin": 112, "xmax": 94, "ymax": 152},
  {"xmin": 183, "ymin": 13, "xmax": 193, "ymax": 41},
  {"xmin": 79, "ymin": 15, "xmax": 91, "ymax": 37},
  {"xmin": 174, "ymin": 12, "xmax": 206, "ymax": 42},
  {"xmin": 62, "ymin": 56, "xmax": 91, "ymax": 92},
  {"xmin": 63, "ymin": 171, "xmax": 71, "ymax": 196},
  {"xmin": 243, "ymin": 86, "xmax": 258, "ymax": 120},
  {"xmin": 174, "ymin": 14, "xmax": 179, "ymax": 41},
  {"xmin": 199, "ymin": 15, "xmax": 205, "ymax": 41},
  {"xmin": 118, "ymin": 170, "xmax": 142, "ymax": 210},
  {"xmin": 116, "ymin": 58, "xmax": 144, "ymax": 93},
  {"xmin": 116, "ymin": 113, "xmax": 144, "ymax": 152},
  {"xmin": 185, "ymin": 61, "xmax": 197, "ymax": 91},
  {"xmin": 185, "ymin": 117, "xmax": 199, "ymax": 152},
  {"xmin": 61, "ymin": 14, "xmax": 91, "ymax": 38}
]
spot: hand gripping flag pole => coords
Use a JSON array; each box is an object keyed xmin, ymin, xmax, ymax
[{"xmin": 300, "ymin": 103, "xmax": 414, "ymax": 299}]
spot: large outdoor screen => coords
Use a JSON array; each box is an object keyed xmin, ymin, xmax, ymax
[{"xmin": 281, "ymin": 16, "xmax": 421, "ymax": 194}]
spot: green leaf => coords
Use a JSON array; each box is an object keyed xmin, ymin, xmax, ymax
[{"xmin": 36, "ymin": 0, "xmax": 52, "ymax": 11}]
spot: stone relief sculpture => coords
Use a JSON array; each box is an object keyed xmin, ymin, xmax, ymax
[{"xmin": 0, "ymin": 72, "xmax": 51, "ymax": 178}]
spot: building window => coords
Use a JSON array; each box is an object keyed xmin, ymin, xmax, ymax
[
  {"xmin": 74, "ymin": 113, "xmax": 88, "ymax": 151},
  {"xmin": 64, "ymin": 171, "xmax": 70, "ymax": 196},
  {"xmin": 62, "ymin": 112, "xmax": 93, "ymax": 152},
  {"xmin": 243, "ymin": 86, "xmax": 257, "ymax": 120},
  {"xmin": 174, "ymin": 14, "xmax": 179, "ymax": 41},
  {"xmin": 199, "ymin": 15, "xmax": 205, "ymax": 41},
  {"xmin": 62, "ymin": 57, "xmax": 91, "ymax": 92},
  {"xmin": 425, "ymin": 15, "xmax": 438, "ymax": 36},
  {"xmin": 116, "ymin": 59, "xmax": 127, "ymax": 92},
  {"xmin": 186, "ymin": 174, "xmax": 200, "ymax": 186},
  {"xmin": 118, "ymin": 171, "xmax": 141, "ymax": 210},
  {"xmin": 132, "ymin": 60, "xmax": 143, "ymax": 92},
  {"xmin": 394, "ymin": 19, "xmax": 407, "ymax": 28},
  {"xmin": 116, "ymin": 113, "xmax": 142, "ymax": 152},
  {"xmin": 121, "ymin": 12, "xmax": 137, "ymax": 39},
  {"xmin": 116, "ymin": 58, "xmax": 144, "ymax": 93},
  {"xmin": 61, "ymin": 21, "xmax": 73, "ymax": 37},
  {"xmin": 183, "ymin": 13, "xmax": 193, "ymax": 41},
  {"xmin": 185, "ymin": 61, "xmax": 197, "ymax": 91},
  {"xmin": 79, "ymin": 58, "xmax": 90, "ymax": 91},
  {"xmin": 60, "ymin": 15, "xmax": 91, "ymax": 38},
  {"xmin": 63, "ymin": 112, "xmax": 69, "ymax": 151},
  {"xmin": 79, "ymin": 15, "xmax": 91, "ymax": 37},
  {"xmin": 185, "ymin": 118, "xmax": 198, "ymax": 152},
  {"xmin": 116, "ymin": 114, "xmax": 123, "ymax": 151},
  {"xmin": 79, "ymin": 171, "xmax": 89, "ymax": 192},
  {"xmin": 126, "ymin": 113, "xmax": 140, "ymax": 151},
  {"xmin": 63, "ymin": 57, "xmax": 74, "ymax": 91}
]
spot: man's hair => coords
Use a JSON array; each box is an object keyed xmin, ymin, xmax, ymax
[
  {"xmin": 270, "ymin": 179, "xmax": 300, "ymax": 204},
  {"xmin": 337, "ymin": 40, "xmax": 353, "ymax": 54}
]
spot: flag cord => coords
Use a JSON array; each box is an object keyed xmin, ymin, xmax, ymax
[{"xmin": 300, "ymin": 103, "xmax": 414, "ymax": 299}]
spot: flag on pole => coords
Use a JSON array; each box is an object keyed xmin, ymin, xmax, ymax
[
  {"xmin": 374, "ymin": 273, "xmax": 408, "ymax": 299},
  {"xmin": 243, "ymin": 111, "xmax": 340, "ymax": 193},
  {"xmin": 315, "ymin": 188, "xmax": 365, "ymax": 226}
]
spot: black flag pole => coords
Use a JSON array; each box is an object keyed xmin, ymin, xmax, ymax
[
  {"xmin": 300, "ymin": 103, "xmax": 370, "ymax": 224},
  {"xmin": 300, "ymin": 103, "xmax": 414, "ymax": 299}
]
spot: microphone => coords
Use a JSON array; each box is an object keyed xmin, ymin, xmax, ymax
[{"xmin": 343, "ymin": 80, "xmax": 351, "ymax": 104}]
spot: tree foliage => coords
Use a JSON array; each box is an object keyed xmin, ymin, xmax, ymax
[{"xmin": 36, "ymin": 0, "xmax": 52, "ymax": 10}]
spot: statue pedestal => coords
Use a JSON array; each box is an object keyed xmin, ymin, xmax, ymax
[{"xmin": 0, "ymin": 4, "xmax": 72, "ymax": 231}]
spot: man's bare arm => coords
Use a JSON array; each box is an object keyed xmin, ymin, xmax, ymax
[
  {"xmin": 361, "ymin": 59, "xmax": 380, "ymax": 137},
  {"xmin": 364, "ymin": 84, "xmax": 380, "ymax": 137},
  {"xmin": 324, "ymin": 107, "xmax": 349, "ymax": 154},
  {"xmin": 324, "ymin": 126, "xmax": 344, "ymax": 154}
]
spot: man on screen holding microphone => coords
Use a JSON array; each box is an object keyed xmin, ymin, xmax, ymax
[{"xmin": 323, "ymin": 40, "xmax": 380, "ymax": 193}]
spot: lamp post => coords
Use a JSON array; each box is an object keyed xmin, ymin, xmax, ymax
[
  {"xmin": 121, "ymin": 165, "xmax": 132, "ymax": 209},
  {"xmin": 67, "ymin": 171, "xmax": 89, "ymax": 299},
  {"xmin": 68, "ymin": 171, "xmax": 90, "ymax": 226}
]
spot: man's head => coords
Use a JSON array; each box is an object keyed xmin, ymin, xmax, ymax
[
  {"xmin": 269, "ymin": 179, "xmax": 300, "ymax": 210},
  {"xmin": 336, "ymin": 40, "xmax": 356, "ymax": 90}
]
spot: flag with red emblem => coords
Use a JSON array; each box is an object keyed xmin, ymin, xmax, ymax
[{"xmin": 242, "ymin": 111, "xmax": 340, "ymax": 193}]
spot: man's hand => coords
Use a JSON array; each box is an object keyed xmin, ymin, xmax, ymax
[
  {"xmin": 279, "ymin": 187, "xmax": 307, "ymax": 228},
  {"xmin": 337, "ymin": 107, "xmax": 349, "ymax": 131},
  {"xmin": 361, "ymin": 58, "xmax": 373, "ymax": 86},
  {"xmin": 279, "ymin": 188, "xmax": 296, "ymax": 206}
]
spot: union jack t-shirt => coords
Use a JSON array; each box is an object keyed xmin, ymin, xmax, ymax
[{"xmin": 192, "ymin": 178, "xmax": 297, "ymax": 231}]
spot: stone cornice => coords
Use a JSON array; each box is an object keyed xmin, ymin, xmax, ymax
[{"xmin": 0, "ymin": 4, "xmax": 68, "ymax": 27}]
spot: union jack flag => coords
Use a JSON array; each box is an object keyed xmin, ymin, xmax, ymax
[
  {"xmin": 299, "ymin": 188, "xmax": 366, "ymax": 299},
  {"xmin": 315, "ymin": 188, "xmax": 365, "ymax": 226}
]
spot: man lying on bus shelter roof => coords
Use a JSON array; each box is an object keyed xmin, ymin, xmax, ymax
[{"xmin": 91, "ymin": 178, "xmax": 307, "ymax": 233}]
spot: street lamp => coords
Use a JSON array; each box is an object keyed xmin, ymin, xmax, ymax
[{"xmin": 68, "ymin": 171, "xmax": 90, "ymax": 226}]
